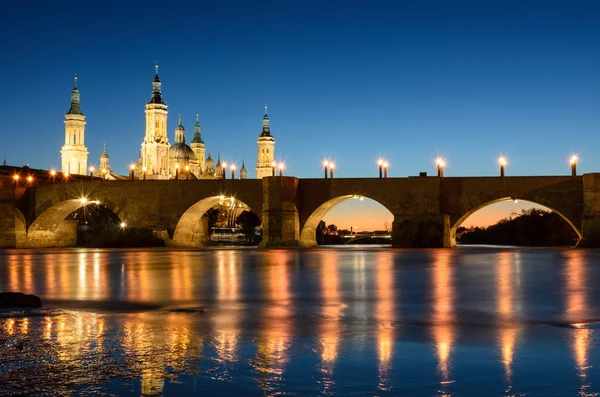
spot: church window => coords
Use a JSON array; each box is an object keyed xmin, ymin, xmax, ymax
[
  {"xmin": 267, "ymin": 149, "xmax": 269, "ymax": 154},
  {"xmin": 73, "ymin": 133, "xmax": 77, "ymax": 144}
]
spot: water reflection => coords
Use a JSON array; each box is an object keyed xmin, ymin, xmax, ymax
[
  {"xmin": 496, "ymin": 252, "xmax": 520, "ymax": 393},
  {"xmin": 253, "ymin": 251, "xmax": 293, "ymax": 394},
  {"xmin": 375, "ymin": 252, "xmax": 396, "ymax": 391},
  {"xmin": 319, "ymin": 251, "xmax": 343, "ymax": 394},
  {"xmin": 565, "ymin": 251, "xmax": 594, "ymax": 396},
  {"xmin": 430, "ymin": 250, "xmax": 456, "ymax": 393},
  {"xmin": 213, "ymin": 251, "xmax": 242, "ymax": 367},
  {"xmin": 1, "ymin": 249, "xmax": 600, "ymax": 395}
]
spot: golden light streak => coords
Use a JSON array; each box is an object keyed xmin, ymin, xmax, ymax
[
  {"xmin": 431, "ymin": 251, "xmax": 455, "ymax": 384},
  {"xmin": 375, "ymin": 252, "xmax": 396, "ymax": 391}
]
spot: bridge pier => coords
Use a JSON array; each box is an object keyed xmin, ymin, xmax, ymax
[
  {"xmin": 259, "ymin": 176, "xmax": 301, "ymax": 248},
  {"xmin": 392, "ymin": 214, "xmax": 451, "ymax": 248},
  {"xmin": 580, "ymin": 173, "xmax": 600, "ymax": 247}
]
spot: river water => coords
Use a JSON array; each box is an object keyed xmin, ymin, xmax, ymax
[{"xmin": 1, "ymin": 247, "xmax": 599, "ymax": 396}]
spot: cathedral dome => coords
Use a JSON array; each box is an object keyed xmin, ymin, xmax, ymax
[
  {"xmin": 206, "ymin": 153, "xmax": 214, "ymax": 169},
  {"xmin": 169, "ymin": 143, "xmax": 195, "ymax": 162}
]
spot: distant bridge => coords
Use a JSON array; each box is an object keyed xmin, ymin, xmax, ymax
[{"xmin": 1, "ymin": 173, "xmax": 599, "ymax": 248}]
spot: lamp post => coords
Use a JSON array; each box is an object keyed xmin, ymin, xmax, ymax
[
  {"xmin": 383, "ymin": 162, "xmax": 389, "ymax": 178},
  {"xmin": 142, "ymin": 167, "xmax": 147, "ymax": 181},
  {"xmin": 329, "ymin": 162, "xmax": 335, "ymax": 179},
  {"xmin": 26, "ymin": 175, "xmax": 33, "ymax": 185},
  {"xmin": 570, "ymin": 155, "xmax": 578, "ymax": 177},
  {"xmin": 498, "ymin": 156, "xmax": 507, "ymax": 177},
  {"xmin": 271, "ymin": 161, "xmax": 276, "ymax": 177},
  {"xmin": 223, "ymin": 162, "xmax": 227, "ymax": 179},
  {"xmin": 436, "ymin": 157, "xmax": 445, "ymax": 178},
  {"xmin": 185, "ymin": 165, "xmax": 190, "ymax": 181},
  {"xmin": 323, "ymin": 160, "xmax": 329, "ymax": 179},
  {"xmin": 130, "ymin": 164, "xmax": 135, "ymax": 180},
  {"xmin": 50, "ymin": 170, "xmax": 56, "ymax": 184},
  {"xmin": 278, "ymin": 163, "xmax": 284, "ymax": 177},
  {"xmin": 64, "ymin": 172, "xmax": 69, "ymax": 183},
  {"xmin": 378, "ymin": 159, "xmax": 383, "ymax": 178},
  {"xmin": 175, "ymin": 163, "xmax": 180, "ymax": 180},
  {"xmin": 231, "ymin": 164, "xmax": 236, "ymax": 180},
  {"xmin": 89, "ymin": 166, "xmax": 95, "ymax": 179},
  {"xmin": 13, "ymin": 174, "xmax": 19, "ymax": 188},
  {"xmin": 102, "ymin": 168, "xmax": 107, "ymax": 180}
]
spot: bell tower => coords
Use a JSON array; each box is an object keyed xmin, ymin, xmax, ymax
[
  {"xmin": 140, "ymin": 62, "xmax": 169, "ymax": 179},
  {"xmin": 256, "ymin": 105, "xmax": 275, "ymax": 178},
  {"xmin": 61, "ymin": 76, "xmax": 88, "ymax": 175}
]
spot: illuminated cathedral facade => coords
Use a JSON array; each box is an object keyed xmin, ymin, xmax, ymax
[{"xmin": 61, "ymin": 64, "xmax": 277, "ymax": 180}]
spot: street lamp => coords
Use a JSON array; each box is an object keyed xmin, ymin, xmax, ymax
[
  {"xmin": 89, "ymin": 166, "xmax": 95, "ymax": 179},
  {"xmin": 142, "ymin": 166, "xmax": 147, "ymax": 180},
  {"xmin": 120, "ymin": 222, "xmax": 127, "ymax": 229},
  {"xmin": 222, "ymin": 162, "xmax": 228, "ymax": 179},
  {"xmin": 377, "ymin": 159, "xmax": 384, "ymax": 178},
  {"xmin": 185, "ymin": 165, "xmax": 190, "ymax": 180},
  {"xmin": 329, "ymin": 162, "xmax": 335, "ymax": 179},
  {"xmin": 498, "ymin": 156, "xmax": 507, "ymax": 177},
  {"xmin": 13, "ymin": 174, "xmax": 19, "ymax": 187},
  {"xmin": 64, "ymin": 172, "xmax": 69, "ymax": 182},
  {"xmin": 383, "ymin": 162, "xmax": 389, "ymax": 178},
  {"xmin": 102, "ymin": 168, "xmax": 107, "ymax": 180},
  {"xmin": 26, "ymin": 175, "xmax": 33, "ymax": 184},
  {"xmin": 570, "ymin": 155, "xmax": 578, "ymax": 177},
  {"xmin": 271, "ymin": 161, "xmax": 276, "ymax": 177},
  {"xmin": 323, "ymin": 160, "xmax": 329, "ymax": 179},
  {"xmin": 175, "ymin": 163, "xmax": 180, "ymax": 180},
  {"xmin": 278, "ymin": 162, "xmax": 284, "ymax": 177},
  {"xmin": 50, "ymin": 169, "xmax": 56, "ymax": 183},
  {"xmin": 231, "ymin": 164, "xmax": 236, "ymax": 179},
  {"xmin": 436, "ymin": 157, "xmax": 445, "ymax": 178},
  {"xmin": 130, "ymin": 164, "xmax": 135, "ymax": 180}
]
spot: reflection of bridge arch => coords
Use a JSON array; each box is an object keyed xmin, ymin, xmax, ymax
[
  {"xmin": 299, "ymin": 195, "xmax": 393, "ymax": 247},
  {"xmin": 172, "ymin": 196, "xmax": 261, "ymax": 248},
  {"xmin": 449, "ymin": 197, "xmax": 582, "ymax": 247}
]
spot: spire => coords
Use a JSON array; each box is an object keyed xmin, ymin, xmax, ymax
[
  {"xmin": 67, "ymin": 74, "xmax": 84, "ymax": 115},
  {"xmin": 241, "ymin": 159, "xmax": 246, "ymax": 169},
  {"xmin": 100, "ymin": 142, "xmax": 109, "ymax": 158},
  {"xmin": 260, "ymin": 105, "xmax": 271, "ymax": 137},
  {"xmin": 175, "ymin": 112, "xmax": 185, "ymax": 144},
  {"xmin": 191, "ymin": 112, "xmax": 204, "ymax": 144},
  {"xmin": 148, "ymin": 62, "xmax": 165, "ymax": 104}
]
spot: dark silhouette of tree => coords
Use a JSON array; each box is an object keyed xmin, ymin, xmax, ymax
[
  {"xmin": 235, "ymin": 210, "xmax": 262, "ymax": 243},
  {"xmin": 235, "ymin": 210, "xmax": 261, "ymax": 230},
  {"xmin": 204, "ymin": 208, "xmax": 220, "ymax": 236},
  {"xmin": 458, "ymin": 208, "xmax": 578, "ymax": 246}
]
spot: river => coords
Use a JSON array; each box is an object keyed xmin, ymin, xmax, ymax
[{"xmin": 1, "ymin": 248, "xmax": 599, "ymax": 396}]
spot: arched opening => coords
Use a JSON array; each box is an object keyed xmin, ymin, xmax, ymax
[
  {"xmin": 65, "ymin": 201, "xmax": 126, "ymax": 247},
  {"xmin": 452, "ymin": 198, "xmax": 581, "ymax": 247},
  {"xmin": 172, "ymin": 195, "xmax": 262, "ymax": 248},
  {"xmin": 300, "ymin": 195, "xmax": 393, "ymax": 247}
]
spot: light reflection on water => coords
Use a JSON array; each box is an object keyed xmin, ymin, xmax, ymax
[{"xmin": 1, "ymin": 248, "xmax": 600, "ymax": 396}]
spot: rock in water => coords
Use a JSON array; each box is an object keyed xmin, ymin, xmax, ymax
[{"xmin": 0, "ymin": 292, "xmax": 42, "ymax": 308}]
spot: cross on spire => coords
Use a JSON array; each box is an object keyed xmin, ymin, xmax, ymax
[
  {"xmin": 155, "ymin": 61, "xmax": 159, "ymax": 76},
  {"xmin": 178, "ymin": 112, "xmax": 182, "ymax": 125},
  {"xmin": 74, "ymin": 74, "xmax": 78, "ymax": 89}
]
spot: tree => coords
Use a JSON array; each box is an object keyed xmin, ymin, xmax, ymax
[
  {"xmin": 236, "ymin": 210, "xmax": 261, "ymax": 230},
  {"xmin": 204, "ymin": 208, "xmax": 220, "ymax": 236},
  {"xmin": 235, "ymin": 210, "xmax": 261, "ymax": 243}
]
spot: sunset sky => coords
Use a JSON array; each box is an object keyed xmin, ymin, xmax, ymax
[{"xmin": 1, "ymin": 1, "xmax": 598, "ymax": 227}]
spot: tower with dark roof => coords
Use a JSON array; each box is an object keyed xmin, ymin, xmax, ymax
[
  {"xmin": 139, "ymin": 62, "xmax": 169, "ymax": 179},
  {"xmin": 61, "ymin": 75, "xmax": 88, "ymax": 175},
  {"xmin": 190, "ymin": 113, "xmax": 206, "ymax": 173},
  {"xmin": 256, "ymin": 105, "xmax": 275, "ymax": 178}
]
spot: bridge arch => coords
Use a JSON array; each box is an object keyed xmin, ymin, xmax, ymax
[
  {"xmin": 450, "ymin": 197, "xmax": 582, "ymax": 246},
  {"xmin": 299, "ymin": 195, "xmax": 393, "ymax": 247},
  {"xmin": 172, "ymin": 195, "xmax": 261, "ymax": 248},
  {"xmin": 29, "ymin": 197, "xmax": 125, "ymax": 247}
]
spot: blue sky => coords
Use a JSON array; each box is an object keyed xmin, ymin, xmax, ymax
[
  {"xmin": 1, "ymin": 0, "xmax": 598, "ymax": 179},
  {"xmin": 1, "ymin": 1, "xmax": 599, "ymax": 228}
]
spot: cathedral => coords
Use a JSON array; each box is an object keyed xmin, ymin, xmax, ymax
[{"xmin": 60, "ymin": 64, "xmax": 276, "ymax": 180}]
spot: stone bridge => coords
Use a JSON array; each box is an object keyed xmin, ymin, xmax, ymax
[{"xmin": 1, "ymin": 173, "xmax": 600, "ymax": 248}]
